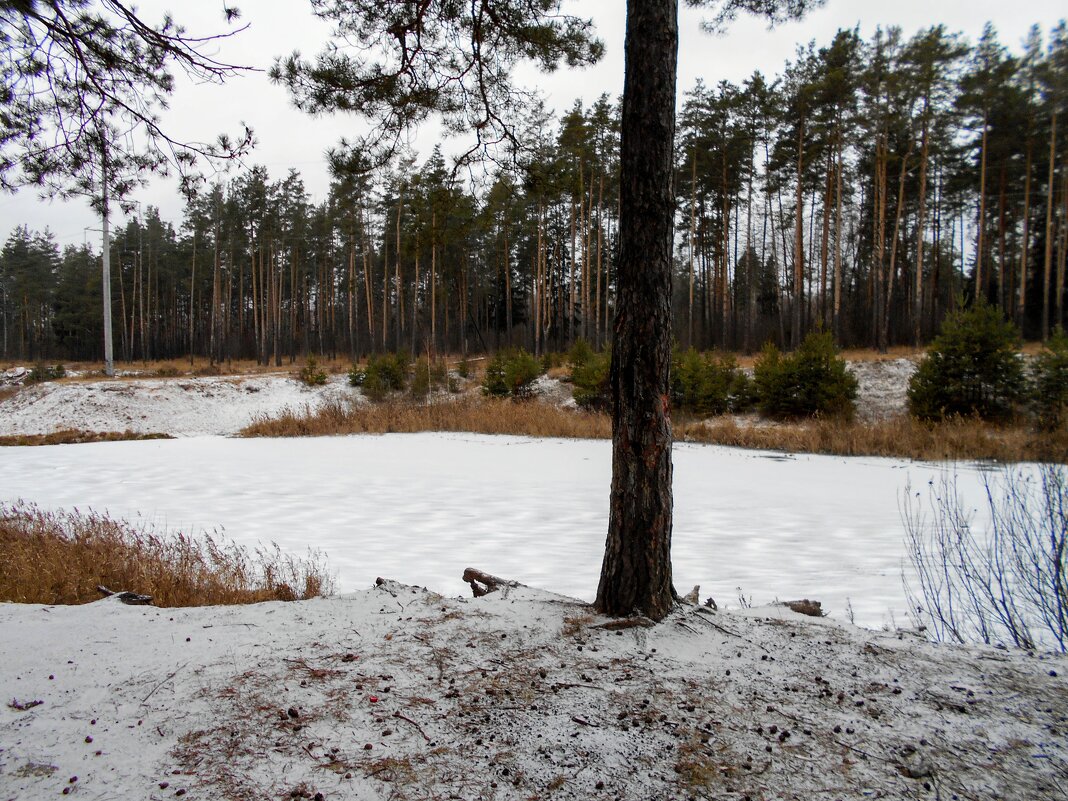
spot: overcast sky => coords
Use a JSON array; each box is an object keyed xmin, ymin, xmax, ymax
[{"xmin": 3, "ymin": 0, "xmax": 1065, "ymax": 249}]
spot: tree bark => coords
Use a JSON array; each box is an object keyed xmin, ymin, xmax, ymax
[{"xmin": 595, "ymin": 0, "xmax": 677, "ymax": 621}]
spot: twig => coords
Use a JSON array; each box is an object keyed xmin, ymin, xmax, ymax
[
  {"xmin": 591, "ymin": 617, "xmax": 655, "ymax": 631},
  {"xmin": 8, "ymin": 698, "xmax": 43, "ymax": 711},
  {"xmin": 141, "ymin": 663, "xmax": 187, "ymax": 704},
  {"xmin": 393, "ymin": 710, "xmax": 431, "ymax": 742}
]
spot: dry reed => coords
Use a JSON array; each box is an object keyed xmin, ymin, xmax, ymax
[
  {"xmin": 676, "ymin": 415, "xmax": 1068, "ymax": 463},
  {"xmin": 0, "ymin": 501, "xmax": 335, "ymax": 607},
  {"xmin": 242, "ymin": 396, "xmax": 1067, "ymax": 463},
  {"xmin": 0, "ymin": 429, "xmax": 173, "ymax": 447},
  {"xmin": 240, "ymin": 397, "xmax": 612, "ymax": 440}
]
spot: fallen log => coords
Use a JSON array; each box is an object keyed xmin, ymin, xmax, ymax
[
  {"xmin": 96, "ymin": 585, "xmax": 153, "ymax": 605},
  {"xmin": 781, "ymin": 599, "xmax": 824, "ymax": 617},
  {"xmin": 461, "ymin": 568, "xmax": 522, "ymax": 598}
]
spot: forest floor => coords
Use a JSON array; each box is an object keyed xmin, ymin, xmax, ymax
[{"xmin": 1, "ymin": 580, "xmax": 1065, "ymax": 801}]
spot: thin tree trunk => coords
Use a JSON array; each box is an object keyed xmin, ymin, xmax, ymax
[
  {"xmin": 688, "ymin": 148, "xmax": 696, "ymax": 349},
  {"xmin": 833, "ymin": 134, "xmax": 844, "ymax": 341},
  {"xmin": 883, "ymin": 142, "xmax": 912, "ymax": 351},
  {"xmin": 915, "ymin": 113, "xmax": 930, "ymax": 346},
  {"xmin": 792, "ymin": 116, "xmax": 805, "ymax": 348},
  {"xmin": 1043, "ymin": 109, "xmax": 1057, "ymax": 339},
  {"xmin": 976, "ymin": 113, "xmax": 989, "ymax": 301},
  {"xmin": 189, "ymin": 229, "xmax": 196, "ymax": 367},
  {"xmin": 1019, "ymin": 142, "xmax": 1032, "ymax": 328}
]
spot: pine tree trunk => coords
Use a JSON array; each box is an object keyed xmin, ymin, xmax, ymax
[
  {"xmin": 976, "ymin": 114, "xmax": 989, "ymax": 302},
  {"xmin": 1019, "ymin": 143, "xmax": 1032, "ymax": 328},
  {"xmin": 595, "ymin": 0, "xmax": 676, "ymax": 622},
  {"xmin": 833, "ymin": 134, "xmax": 843, "ymax": 341},
  {"xmin": 189, "ymin": 230, "xmax": 196, "ymax": 367},
  {"xmin": 792, "ymin": 116, "xmax": 805, "ymax": 348},
  {"xmin": 595, "ymin": 174, "xmax": 604, "ymax": 349},
  {"xmin": 915, "ymin": 114, "xmax": 930, "ymax": 346},
  {"xmin": 1043, "ymin": 109, "xmax": 1057, "ymax": 339},
  {"xmin": 883, "ymin": 143, "xmax": 912, "ymax": 351}
]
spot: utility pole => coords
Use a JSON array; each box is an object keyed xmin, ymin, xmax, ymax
[{"xmin": 101, "ymin": 146, "xmax": 115, "ymax": 377}]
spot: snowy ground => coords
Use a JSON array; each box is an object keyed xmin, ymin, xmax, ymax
[
  {"xmin": 1, "ymin": 584, "xmax": 1064, "ymax": 801},
  {"xmin": 0, "ymin": 372, "xmax": 354, "ymax": 437}
]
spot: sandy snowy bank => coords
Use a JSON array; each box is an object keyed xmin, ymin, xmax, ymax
[{"xmin": 0, "ymin": 580, "xmax": 1064, "ymax": 801}]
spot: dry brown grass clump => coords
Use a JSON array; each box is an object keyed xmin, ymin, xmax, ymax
[
  {"xmin": 240, "ymin": 398, "xmax": 612, "ymax": 440},
  {"xmin": 677, "ymin": 415, "xmax": 1068, "ymax": 463},
  {"xmin": 0, "ymin": 501, "xmax": 335, "ymax": 607},
  {"xmin": 0, "ymin": 429, "xmax": 173, "ymax": 447}
]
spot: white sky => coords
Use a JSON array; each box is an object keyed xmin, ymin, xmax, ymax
[{"xmin": 2, "ymin": 0, "xmax": 1065, "ymax": 249}]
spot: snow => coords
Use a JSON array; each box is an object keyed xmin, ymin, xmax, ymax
[
  {"xmin": 0, "ymin": 373, "xmax": 353, "ymax": 437},
  {"xmin": 0, "ymin": 432, "xmax": 997, "ymax": 629},
  {"xmin": 1, "ymin": 584, "xmax": 1064, "ymax": 801}
]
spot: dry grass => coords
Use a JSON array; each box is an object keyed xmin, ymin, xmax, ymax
[
  {"xmin": 250, "ymin": 378, "xmax": 1058, "ymax": 463},
  {"xmin": 0, "ymin": 386, "xmax": 18, "ymax": 403},
  {"xmin": 676, "ymin": 415, "xmax": 1068, "ymax": 463},
  {"xmin": 241, "ymin": 396, "xmax": 1067, "ymax": 463},
  {"xmin": 0, "ymin": 429, "xmax": 173, "ymax": 447},
  {"xmin": 0, "ymin": 501, "xmax": 335, "ymax": 607},
  {"xmin": 240, "ymin": 397, "xmax": 612, "ymax": 440}
]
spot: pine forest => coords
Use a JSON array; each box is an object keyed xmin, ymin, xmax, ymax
[{"xmin": 4, "ymin": 21, "xmax": 1068, "ymax": 365}]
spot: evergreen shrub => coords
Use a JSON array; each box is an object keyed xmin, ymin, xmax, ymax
[
  {"xmin": 482, "ymin": 348, "xmax": 542, "ymax": 398},
  {"xmin": 348, "ymin": 352, "xmax": 411, "ymax": 401},
  {"xmin": 410, "ymin": 356, "xmax": 450, "ymax": 398},
  {"xmin": 570, "ymin": 343, "xmax": 611, "ymax": 411},
  {"xmin": 754, "ymin": 331, "xmax": 857, "ymax": 419},
  {"xmin": 671, "ymin": 348, "xmax": 754, "ymax": 416},
  {"xmin": 907, "ymin": 303, "xmax": 1024, "ymax": 421},
  {"xmin": 298, "ymin": 355, "xmax": 328, "ymax": 386},
  {"xmin": 1031, "ymin": 328, "xmax": 1068, "ymax": 430},
  {"xmin": 25, "ymin": 363, "xmax": 65, "ymax": 384}
]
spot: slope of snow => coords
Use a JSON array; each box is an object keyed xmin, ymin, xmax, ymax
[
  {"xmin": 1, "ymin": 584, "xmax": 1063, "ymax": 801},
  {"xmin": 0, "ymin": 373, "xmax": 354, "ymax": 437},
  {"xmin": 0, "ymin": 432, "xmax": 1000, "ymax": 629}
]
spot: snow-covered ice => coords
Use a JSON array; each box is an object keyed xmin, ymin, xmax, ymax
[{"xmin": 0, "ymin": 432, "xmax": 998, "ymax": 629}]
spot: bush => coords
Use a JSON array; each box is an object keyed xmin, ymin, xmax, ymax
[
  {"xmin": 671, "ymin": 348, "xmax": 754, "ymax": 417},
  {"xmin": 410, "ymin": 356, "xmax": 450, "ymax": 398},
  {"xmin": 571, "ymin": 347, "xmax": 611, "ymax": 411},
  {"xmin": 541, "ymin": 350, "xmax": 566, "ymax": 371},
  {"xmin": 904, "ymin": 464, "xmax": 1067, "ymax": 652},
  {"xmin": 567, "ymin": 338, "xmax": 595, "ymax": 370},
  {"xmin": 753, "ymin": 331, "xmax": 856, "ymax": 419},
  {"xmin": 482, "ymin": 348, "xmax": 543, "ymax": 399},
  {"xmin": 1032, "ymin": 328, "xmax": 1068, "ymax": 430},
  {"xmin": 25, "ymin": 362, "xmax": 65, "ymax": 384},
  {"xmin": 907, "ymin": 303, "xmax": 1024, "ymax": 422},
  {"xmin": 350, "ymin": 352, "xmax": 411, "ymax": 401},
  {"xmin": 298, "ymin": 355, "xmax": 328, "ymax": 386}
]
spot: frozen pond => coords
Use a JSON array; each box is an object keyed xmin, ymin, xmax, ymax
[{"xmin": 0, "ymin": 433, "xmax": 997, "ymax": 628}]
